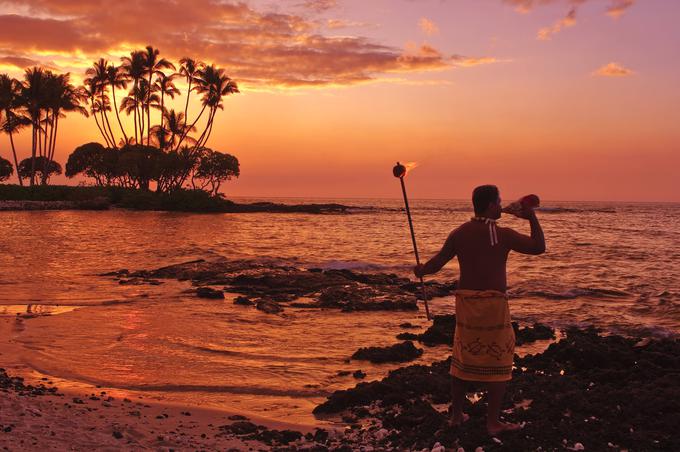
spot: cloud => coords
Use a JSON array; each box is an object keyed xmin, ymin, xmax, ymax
[
  {"xmin": 418, "ymin": 17, "xmax": 439, "ymax": 36},
  {"xmin": 0, "ymin": 0, "xmax": 473, "ymax": 89},
  {"xmin": 299, "ymin": 0, "xmax": 337, "ymax": 13},
  {"xmin": 606, "ymin": 0, "xmax": 635, "ymax": 18},
  {"xmin": 537, "ymin": 6, "xmax": 577, "ymax": 40},
  {"xmin": 0, "ymin": 54, "xmax": 41, "ymax": 69},
  {"xmin": 504, "ymin": 0, "xmax": 636, "ymax": 39},
  {"xmin": 325, "ymin": 19, "xmax": 371, "ymax": 30},
  {"xmin": 593, "ymin": 62, "xmax": 634, "ymax": 77},
  {"xmin": 451, "ymin": 55, "xmax": 499, "ymax": 67}
]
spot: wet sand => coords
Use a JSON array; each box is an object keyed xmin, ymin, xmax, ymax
[{"xmin": 0, "ymin": 317, "xmax": 324, "ymax": 450}]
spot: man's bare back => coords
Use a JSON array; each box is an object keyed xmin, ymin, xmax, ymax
[
  {"xmin": 415, "ymin": 213, "xmax": 545, "ymax": 291},
  {"xmin": 440, "ymin": 215, "xmax": 546, "ymax": 291}
]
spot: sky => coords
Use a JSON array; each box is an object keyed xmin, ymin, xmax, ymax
[{"xmin": 0, "ymin": 0, "xmax": 678, "ymax": 202}]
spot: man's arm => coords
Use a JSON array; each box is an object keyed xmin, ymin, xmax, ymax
[
  {"xmin": 414, "ymin": 231, "xmax": 456, "ymax": 278},
  {"xmin": 504, "ymin": 211, "xmax": 546, "ymax": 255}
]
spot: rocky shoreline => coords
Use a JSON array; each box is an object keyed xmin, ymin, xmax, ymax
[
  {"xmin": 102, "ymin": 258, "xmax": 457, "ymax": 314},
  {"xmin": 3, "ymin": 259, "xmax": 678, "ymax": 450},
  {"xmin": 312, "ymin": 327, "xmax": 680, "ymax": 451},
  {"xmin": 0, "ymin": 198, "xmax": 350, "ymax": 214},
  {"xmin": 99, "ymin": 259, "xmax": 680, "ymax": 450},
  {"xmin": 4, "ymin": 324, "xmax": 677, "ymax": 451}
]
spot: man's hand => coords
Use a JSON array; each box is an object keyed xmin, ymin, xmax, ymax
[{"xmin": 414, "ymin": 264, "xmax": 425, "ymax": 279}]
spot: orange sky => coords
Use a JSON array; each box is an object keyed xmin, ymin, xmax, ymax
[{"xmin": 0, "ymin": 0, "xmax": 678, "ymax": 201}]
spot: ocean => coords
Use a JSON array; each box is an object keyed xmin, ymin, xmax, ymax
[{"xmin": 1, "ymin": 198, "xmax": 678, "ymax": 424}]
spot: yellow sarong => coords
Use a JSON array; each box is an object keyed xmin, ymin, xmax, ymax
[{"xmin": 451, "ymin": 290, "xmax": 515, "ymax": 382}]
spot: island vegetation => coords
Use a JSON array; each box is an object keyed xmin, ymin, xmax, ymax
[{"xmin": 0, "ymin": 47, "xmax": 243, "ymax": 205}]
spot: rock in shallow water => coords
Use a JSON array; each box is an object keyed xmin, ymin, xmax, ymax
[
  {"xmin": 116, "ymin": 258, "xmax": 437, "ymax": 312},
  {"xmin": 352, "ymin": 341, "xmax": 424, "ymax": 363},
  {"xmin": 256, "ymin": 299, "xmax": 283, "ymax": 314},
  {"xmin": 196, "ymin": 287, "xmax": 225, "ymax": 299},
  {"xmin": 233, "ymin": 296, "xmax": 253, "ymax": 306}
]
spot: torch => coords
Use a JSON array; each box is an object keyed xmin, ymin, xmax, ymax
[{"xmin": 393, "ymin": 162, "xmax": 431, "ymax": 321}]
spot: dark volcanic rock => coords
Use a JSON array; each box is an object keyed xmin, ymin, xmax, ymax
[
  {"xmin": 256, "ymin": 299, "xmax": 283, "ymax": 314},
  {"xmin": 110, "ymin": 258, "xmax": 445, "ymax": 312},
  {"xmin": 351, "ymin": 341, "xmax": 423, "ymax": 364},
  {"xmin": 196, "ymin": 287, "xmax": 225, "ymax": 299},
  {"xmin": 233, "ymin": 296, "xmax": 254, "ymax": 306},
  {"xmin": 396, "ymin": 316, "xmax": 556, "ymax": 348},
  {"xmin": 221, "ymin": 421, "xmax": 258, "ymax": 435},
  {"xmin": 0, "ymin": 368, "xmax": 59, "ymax": 396},
  {"xmin": 396, "ymin": 314, "xmax": 456, "ymax": 345},
  {"xmin": 352, "ymin": 370, "xmax": 366, "ymax": 379},
  {"xmin": 514, "ymin": 321, "xmax": 556, "ymax": 345},
  {"xmin": 219, "ymin": 420, "xmax": 302, "ymax": 446},
  {"xmin": 399, "ymin": 280, "xmax": 458, "ymax": 299},
  {"xmin": 315, "ymin": 328, "xmax": 680, "ymax": 451}
]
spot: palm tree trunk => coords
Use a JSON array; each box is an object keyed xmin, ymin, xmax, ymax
[
  {"xmin": 132, "ymin": 80, "xmax": 138, "ymax": 144},
  {"xmin": 30, "ymin": 124, "xmax": 36, "ymax": 186},
  {"xmin": 160, "ymin": 91, "xmax": 165, "ymax": 131},
  {"xmin": 111, "ymin": 84, "xmax": 128, "ymax": 146},
  {"xmin": 42, "ymin": 113, "xmax": 54, "ymax": 185},
  {"xmin": 174, "ymin": 103, "xmax": 207, "ymax": 152},
  {"xmin": 49, "ymin": 114, "xmax": 59, "ymax": 164},
  {"xmin": 42, "ymin": 112, "xmax": 49, "ymax": 162},
  {"xmin": 184, "ymin": 79, "xmax": 192, "ymax": 123},
  {"xmin": 101, "ymin": 93, "xmax": 116, "ymax": 147},
  {"xmin": 194, "ymin": 108, "xmax": 215, "ymax": 150},
  {"xmin": 147, "ymin": 73, "xmax": 153, "ymax": 145},
  {"xmin": 100, "ymin": 110, "xmax": 114, "ymax": 147},
  {"xmin": 92, "ymin": 99, "xmax": 112, "ymax": 147},
  {"xmin": 8, "ymin": 128, "xmax": 22, "ymax": 186}
]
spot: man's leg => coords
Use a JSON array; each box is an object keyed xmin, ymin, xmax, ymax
[
  {"xmin": 486, "ymin": 381, "xmax": 520, "ymax": 434},
  {"xmin": 449, "ymin": 376, "xmax": 469, "ymax": 425}
]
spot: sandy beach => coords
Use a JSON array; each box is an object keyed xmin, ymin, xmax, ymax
[{"xmin": 1, "ymin": 317, "xmax": 326, "ymax": 451}]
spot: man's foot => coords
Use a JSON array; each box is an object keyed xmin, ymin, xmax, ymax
[
  {"xmin": 448, "ymin": 412, "xmax": 470, "ymax": 427},
  {"xmin": 487, "ymin": 421, "xmax": 522, "ymax": 435}
]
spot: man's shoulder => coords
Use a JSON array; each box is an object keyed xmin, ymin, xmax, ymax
[{"xmin": 450, "ymin": 221, "xmax": 472, "ymax": 238}]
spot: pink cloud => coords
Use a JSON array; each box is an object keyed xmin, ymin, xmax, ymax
[
  {"xmin": 0, "ymin": 0, "xmax": 479, "ymax": 88},
  {"xmin": 593, "ymin": 62, "xmax": 634, "ymax": 77}
]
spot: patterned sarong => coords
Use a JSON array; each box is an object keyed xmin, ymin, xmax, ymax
[{"xmin": 451, "ymin": 289, "xmax": 515, "ymax": 382}]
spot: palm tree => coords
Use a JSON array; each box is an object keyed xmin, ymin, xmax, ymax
[
  {"xmin": 154, "ymin": 72, "xmax": 179, "ymax": 131},
  {"xmin": 82, "ymin": 79, "xmax": 114, "ymax": 148},
  {"xmin": 193, "ymin": 65, "xmax": 239, "ymax": 149},
  {"xmin": 20, "ymin": 67, "xmax": 48, "ymax": 186},
  {"xmin": 150, "ymin": 109, "xmax": 193, "ymax": 151},
  {"xmin": 141, "ymin": 46, "xmax": 174, "ymax": 145},
  {"xmin": 44, "ymin": 73, "xmax": 87, "ymax": 183},
  {"xmin": 174, "ymin": 65, "xmax": 238, "ymax": 152},
  {"xmin": 178, "ymin": 57, "xmax": 202, "ymax": 123},
  {"xmin": 0, "ymin": 74, "xmax": 28, "ymax": 185},
  {"xmin": 105, "ymin": 63, "xmax": 129, "ymax": 145},
  {"xmin": 120, "ymin": 50, "xmax": 146, "ymax": 143},
  {"xmin": 85, "ymin": 59, "xmax": 117, "ymax": 146}
]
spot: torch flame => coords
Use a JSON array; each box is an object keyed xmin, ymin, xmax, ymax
[{"xmin": 403, "ymin": 161, "xmax": 419, "ymax": 176}]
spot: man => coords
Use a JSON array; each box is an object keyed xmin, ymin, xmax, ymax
[{"xmin": 414, "ymin": 185, "xmax": 545, "ymax": 435}]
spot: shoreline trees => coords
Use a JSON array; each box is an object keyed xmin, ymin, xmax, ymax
[{"xmin": 0, "ymin": 46, "xmax": 240, "ymax": 196}]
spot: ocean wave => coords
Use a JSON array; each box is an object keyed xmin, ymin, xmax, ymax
[
  {"xmin": 512, "ymin": 287, "xmax": 631, "ymax": 300},
  {"xmin": 317, "ymin": 260, "xmax": 388, "ymax": 271},
  {"xmin": 117, "ymin": 383, "xmax": 332, "ymax": 398},
  {"xmin": 536, "ymin": 207, "xmax": 616, "ymax": 214},
  {"xmin": 175, "ymin": 342, "xmax": 334, "ymax": 364}
]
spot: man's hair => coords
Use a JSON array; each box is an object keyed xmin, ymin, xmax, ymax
[{"xmin": 472, "ymin": 185, "xmax": 499, "ymax": 216}]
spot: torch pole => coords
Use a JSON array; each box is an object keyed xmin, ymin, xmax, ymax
[{"xmin": 399, "ymin": 176, "xmax": 431, "ymax": 321}]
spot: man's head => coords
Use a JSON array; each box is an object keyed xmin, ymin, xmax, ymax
[{"xmin": 472, "ymin": 185, "xmax": 501, "ymax": 219}]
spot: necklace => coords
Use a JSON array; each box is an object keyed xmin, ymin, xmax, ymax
[{"xmin": 471, "ymin": 216, "xmax": 499, "ymax": 246}]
